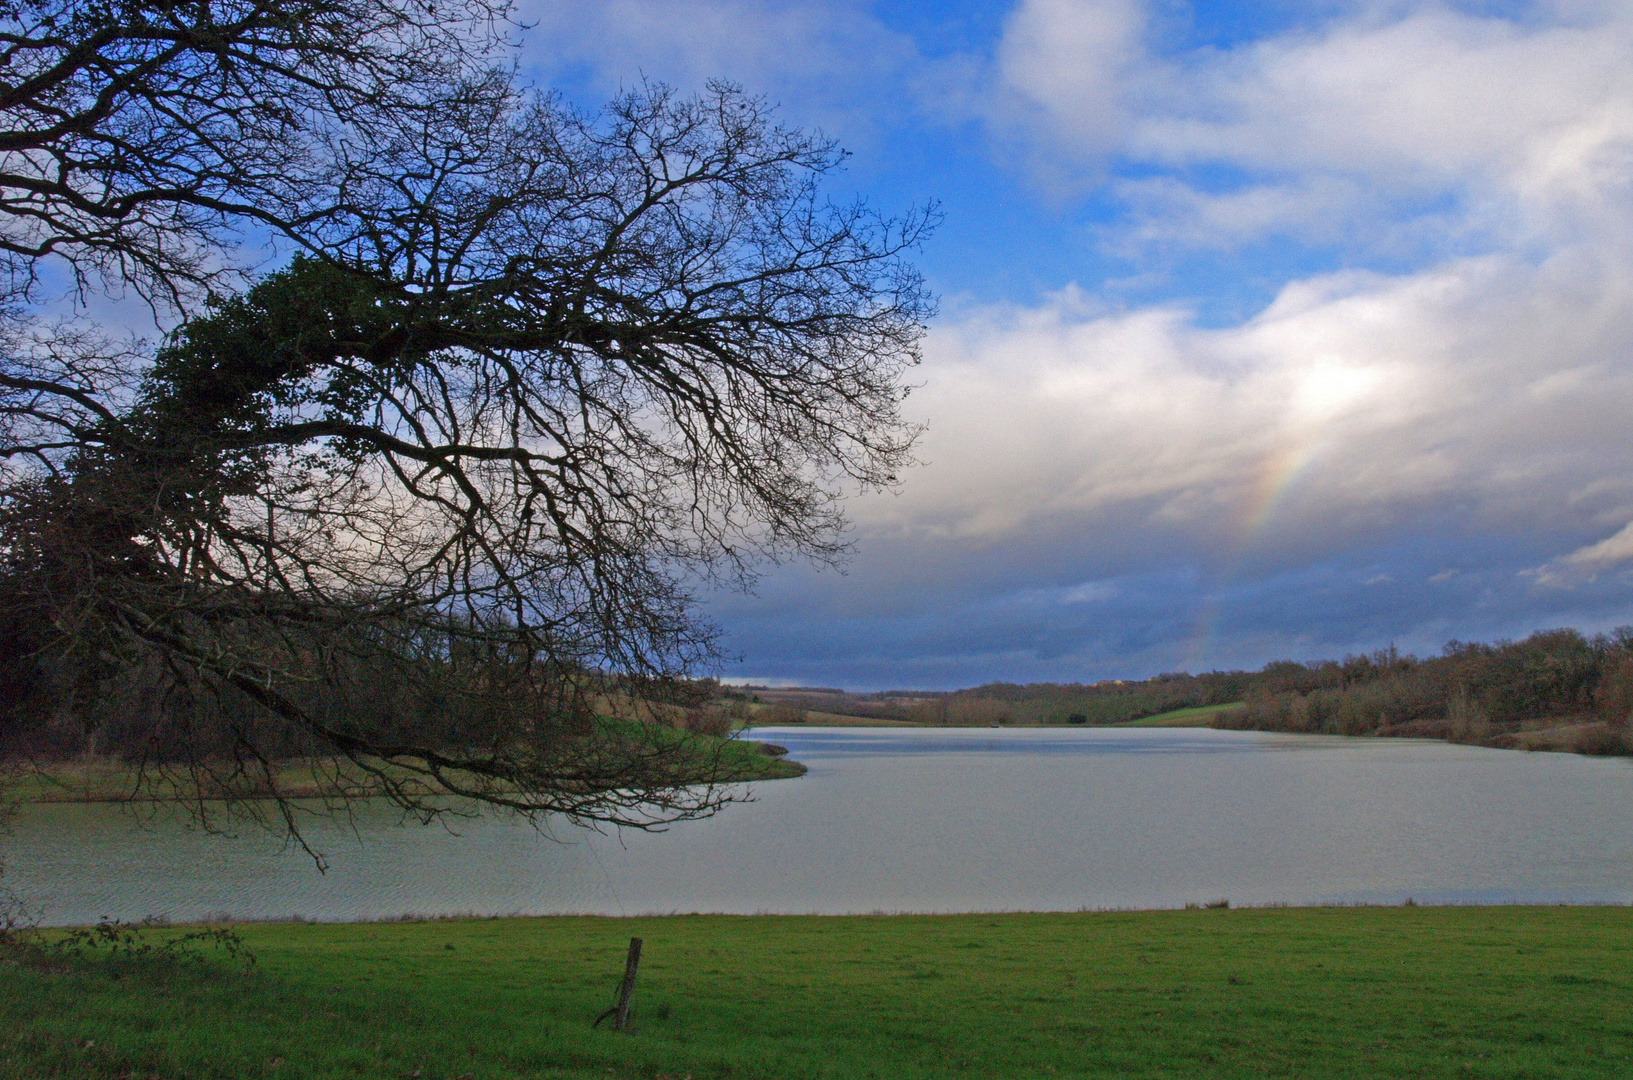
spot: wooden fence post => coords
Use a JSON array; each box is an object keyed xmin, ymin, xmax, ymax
[{"xmin": 593, "ymin": 937, "xmax": 643, "ymax": 1031}]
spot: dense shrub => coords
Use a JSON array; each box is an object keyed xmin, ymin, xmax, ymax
[
  {"xmin": 757, "ymin": 703, "xmax": 808, "ymax": 725},
  {"xmin": 1572, "ymin": 725, "xmax": 1628, "ymax": 755},
  {"xmin": 1595, "ymin": 649, "xmax": 1633, "ymax": 728},
  {"xmin": 1217, "ymin": 628, "xmax": 1629, "ymax": 746},
  {"xmin": 680, "ymin": 708, "xmax": 733, "ymax": 737}
]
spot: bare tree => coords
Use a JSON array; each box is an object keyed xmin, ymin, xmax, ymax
[
  {"xmin": 0, "ymin": 0, "xmax": 507, "ymax": 305},
  {"xmin": 0, "ymin": 3, "xmax": 934, "ymax": 846}
]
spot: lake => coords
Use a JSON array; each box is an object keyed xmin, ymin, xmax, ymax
[{"xmin": 6, "ymin": 726, "xmax": 1632, "ymax": 925}]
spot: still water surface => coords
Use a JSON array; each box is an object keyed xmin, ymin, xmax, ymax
[{"xmin": 7, "ymin": 726, "xmax": 1633, "ymax": 924}]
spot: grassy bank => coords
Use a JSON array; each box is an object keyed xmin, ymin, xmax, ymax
[
  {"xmin": 4, "ymin": 906, "xmax": 1632, "ymax": 1079},
  {"xmin": 1, "ymin": 729, "xmax": 802, "ymax": 805}
]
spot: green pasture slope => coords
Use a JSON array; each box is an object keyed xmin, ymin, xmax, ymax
[
  {"xmin": 1117, "ymin": 702, "xmax": 1245, "ymax": 727},
  {"xmin": 4, "ymin": 906, "xmax": 1632, "ymax": 1078}
]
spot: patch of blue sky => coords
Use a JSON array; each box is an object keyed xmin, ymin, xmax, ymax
[
  {"xmin": 867, "ymin": 0, "xmax": 1013, "ymax": 56},
  {"xmin": 1155, "ymin": 0, "xmax": 1344, "ymax": 49}
]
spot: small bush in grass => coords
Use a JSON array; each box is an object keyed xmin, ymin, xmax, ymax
[{"xmin": 23, "ymin": 917, "xmax": 258, "ymax": 973}]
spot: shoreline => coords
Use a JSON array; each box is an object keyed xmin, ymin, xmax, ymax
[
  {"xmin": 13, "ymin": 713, "xmax": 1624, "ymax": 807},
  {"xmin": 0, "ymin": 738, "xmax": 804, "ymax": 805},
  {"xmin": 748, "ymin": 707, "xmax": 1633, "ymax": 758},
  {"xmin": 17, "ymin": 897, "xmax": 1633, "ymax": 931}
]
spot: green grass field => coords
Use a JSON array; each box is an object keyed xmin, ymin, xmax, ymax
[
  {"xmin": 1116, "ymin": 702, "xmax": 1245, "ymax": 727},
  {"xmin": 4, "ymin": 905, "xmax": 1631, "ymax": 1079}
]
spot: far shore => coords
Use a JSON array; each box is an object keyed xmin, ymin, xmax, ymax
[
  {"xmin": 738, "ymin": 702, "xmax": 1239, "ymax": 729},
  {"xmin": 744, "ymin": 701, "xmax": 1625, "ymax": 755}
]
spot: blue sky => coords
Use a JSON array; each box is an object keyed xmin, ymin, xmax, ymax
[{"xmin": 520, "ymin": 0, "xmax": 1633, "ymax": 688}]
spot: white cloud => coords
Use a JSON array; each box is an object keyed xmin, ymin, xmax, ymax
[
  {"xmin": 829, "ymin": 0, "xmax": 1633, "ymax": 584},
  {"xmin": 1061, "ymin": 578, "xmax": 1119, "ymax": 603},
  {"xmin": 1530, "ymin": 521, "xmax": 1633, "ymax": 586},
  {"xmin": 1109, "ymin": 174, "xmax": 1371, "ymax": 250},
  {"xmin": 996, "ymin": 1, "xmax": 1633, "ymax": 249},
  {"xmin": 995, "ymin": 0, "xmax": 1146, "ymax": 151},
  {"xmin": 1140, "ymin": 8, "xmax": 1632, "ymax": 176},
  {"xmin": 515, "ymin": 0, "xmax": 944, "ymax": 140},
  {"xmin": 856, "ymin": 242, "xmax": 1633, "ymax": 573}
]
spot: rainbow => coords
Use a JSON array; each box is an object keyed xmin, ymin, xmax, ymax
[
  {"xmin": 1239, "ymin": 438, "xmax": 1325, "ymax": 548},
  {"xmin": 1179, "ymin": 434, "xmax": 1327, "ymax": 671}
]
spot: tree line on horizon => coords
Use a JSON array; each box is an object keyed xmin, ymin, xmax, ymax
[
  {"xmin": 15, "ymin": 623, "xmax": 1631, "ymax": 765},
  {"xmin": 747, "ymin": 628, "xmax": 1633, "ymax": 753}
]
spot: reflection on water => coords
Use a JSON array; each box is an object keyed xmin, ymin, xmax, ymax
[{"xmin": 6, "ymin": 726, "xmax": 1633, "ymax": 924}]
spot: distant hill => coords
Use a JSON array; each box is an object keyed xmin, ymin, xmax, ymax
[{"xmin": 718, "ymin": 627, "xmax": 1633, "ymax": 756}]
